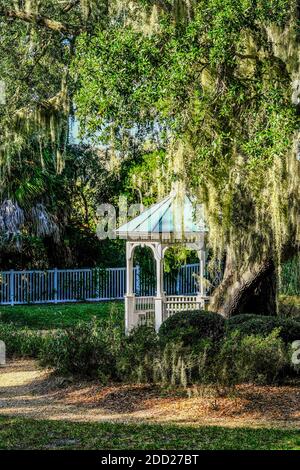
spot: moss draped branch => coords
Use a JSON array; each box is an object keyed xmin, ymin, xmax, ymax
[
  {"xmin": 0, "ymin": 7, "xmax": 81, "ymax": 35},
  {"xmin": 62, "ymin": 0, "xmax": 81, "ymax": 14}
]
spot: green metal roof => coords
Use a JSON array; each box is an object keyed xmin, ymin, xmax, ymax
[{"xmin": 116, "ymin": 191, "xmax": 207, "ymax": 242}]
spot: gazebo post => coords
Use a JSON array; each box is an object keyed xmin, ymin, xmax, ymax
[
  {"xmin": 154, "ymin": 243, "xmax": 164, "ymax": 332},
  {"xmin": 124, "ymin": 241, "xmax": 137, "ymax": 333}
]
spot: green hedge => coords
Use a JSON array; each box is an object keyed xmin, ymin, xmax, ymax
[
  {"xmin": 158, "ymin": 310, "xmax": 226, "ymax": 347},
  {"xmin": 227, "ymin": 315, "xmax": 300, "ymax": 344},
  {"xmin": 40, "ymin": 317, "xmax": 123, "ymax": 379},
  {"xmin": 214, "ymin": 330, "xmax": 290, "ymax": 386},
  {"xmin": 0, "ymin": 323, "xmax": 45, "ymax": 357}
]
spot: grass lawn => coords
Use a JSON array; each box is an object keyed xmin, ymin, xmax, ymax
[
  {"xmin": 0, "ymin": 416, "xmax": 299, "ymax": 450},
  {"xmin": 0, "ymin": 301, "xmax": 124, "ymax": 329},
  {"xmin": 0, "ymin": 295, "xmax": 298, "ymax": 331}
]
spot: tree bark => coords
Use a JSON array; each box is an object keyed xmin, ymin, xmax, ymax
[{"xmin": 209, "ymin": 255, "xmax": 277, "ymax": 318}]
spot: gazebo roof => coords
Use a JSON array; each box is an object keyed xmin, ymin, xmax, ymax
[{"xmin": 116, "ymin": 190, "xmax": 207, "ymax": 242}]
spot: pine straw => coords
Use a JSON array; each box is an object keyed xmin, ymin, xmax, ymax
[{"xmin": 0, "ymin": 359, "xmax": 299, "ymax": 429}]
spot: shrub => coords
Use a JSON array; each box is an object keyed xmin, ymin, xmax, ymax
[
  {"xmin": 35, "ymin": 310, "xmax": 297, "ymax": 387},
  {"xmin": 153, "ymin": 339, "xmax": 213, "ymax": 387},
  {"xmin": 117, "ymin": 325, "xmax": 159, "ymax": 382},
  {"xmin": 214, "ymin": 330, "xmax": 290, "ymax": 386},
  {"xmin": 40, "ymin": 318, "xmax": 122, "ymax": 379},
  {"xmin": 0, "ymin": 322, "xmax": 45, "ymax": 357},
  {"xmin": 227, "ymin": 314, "xmax": 261, "ymax": 327},
  {"xmin": 227, "ymin": 315, "xmax": 300, "ymax": 344},
  {"xmin": 159, "ymin": 310, "xmax": 225, "ymax": 347}
]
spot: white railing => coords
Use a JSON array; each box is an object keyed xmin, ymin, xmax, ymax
[
  {"xmin": 0, "ymin": 264, "xmax": 205, "ymax": 306},
  {"xmin": 135, "ymin": 296, "xmax": 155, "ymax": 327},
  {"xmin": 163, "ymin": 295, "xmax": 202, "ymax": 321},
  {"xmin": 0, "ymin": 267, "xmax": 129, "ymax": 305},
  {"xmin": 135, "ymin": 296, "xmax": 155, "ymax": 312}
]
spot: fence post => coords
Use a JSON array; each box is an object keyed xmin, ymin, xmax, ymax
[
  {"xmin": 135, "ymin": 265, "xmax": 141, "ymax": 296},
  {"xmin": 10, "ymin": 269, "xmax": 15, "ymax": 306},
  {"xmin": 176, "ymin": 270, "xmax": 181, "ymax": 295},
  {"xmin": 54, "ymin": 268, "xmax": 58, "ymax": 303}
]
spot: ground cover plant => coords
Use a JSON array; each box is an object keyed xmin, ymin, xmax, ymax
[{"xmin": 227, "ymin": 315, "xmax": 300, "ymax": 343}]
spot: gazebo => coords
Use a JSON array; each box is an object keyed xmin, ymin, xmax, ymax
[{"xmin": 116, "ymin": 187, "xmax": 209, "ymax": 333}]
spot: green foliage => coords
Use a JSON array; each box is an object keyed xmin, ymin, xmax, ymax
[
  {"xmin": 227, "ymin": 315, "xmax": 300, "ymax": 344},
  {"xmin": 1, "ymin": 0, "xmax": 299, "ymax": 277},
  {"xmin": 124, "ymin": 150, "xmax": 169, "ymax": 204},
  {"xmin": 40, "ymin": 319, "xmax": 157, "ymax": 382},
  {"xmin": 2, "ymin": 301, "xmax": 297, "ymax": 387},
  {"xmin": 0, "ymin": 141, "xmax": 129, "ymax": 269},
  {"xmin": 226, "ymin": 313, "xmax": 259, "ymax": 326},
  {"xmin": 215, "ymin": 330, "xmax": 289, "ymax": 386},
  {"xmin": 126, "ymin": 322, "xmax": 292, "ymax": 387},
  {"xmin": 40, "ymin": 316, "xmax": 122, "ymax": 379},
  {"xmin": 117, "ymin": 326, "xmax": 159, "ymax": 382},
  {"xmin": 0, "ymin": 323, "xmax": 44, "ymax": 357},
  {"xmin": 159, "ymin": 310, "xmax": 226, "ymax": 346},
  {"xmin": 279, "ymin": 295, "xmax": 300, "ymax": 319},
  {"xmin": 72, "ymin": 0, "xmax": 300, "ymax": 270},
  {"xmin": 73, "ymin": 28, "xmax": 167, "ymax": 143},
  {"xmin": 0, "ymin": 0, "xmax": 109, "ymax": 174},
  {"xmin": 0, "ymin": 4, "xmax": 132, "ymax": 270},
  {"xmin": 153, "ymin": 339, "xmax": 213, "ymax": 387},
  {"xmin": 281, "ymin": 256, "xmax": 300, "ymax": 296}
]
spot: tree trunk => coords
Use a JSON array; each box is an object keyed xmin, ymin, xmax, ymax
[{"xmin": 209, "ymin": 255, "xmax": 277, "ymax": 318}]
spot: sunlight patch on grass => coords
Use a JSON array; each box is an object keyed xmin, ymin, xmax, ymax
[{"xmin": 0, "ymin": 302, "xmax": 124, "ymax": 330}]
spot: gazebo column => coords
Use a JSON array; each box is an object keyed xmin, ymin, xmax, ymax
[
  {"xmin": 125, "ymin": 242, "xmax": 137, "ymax": 334},
  {"xmin": 154, "ymin": 243, "xmax": 164, "ymax": 332}
]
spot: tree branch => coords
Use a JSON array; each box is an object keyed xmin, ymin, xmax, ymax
[
  {"xmin": 0, "ymin": 8, "xmax": 81, "ymax": 35},
  {"xmin": 62, "ymin": 0, "xmax": 80, "ymax": 14},
  {"xmin": 235, "ymin": 53, "xmax": 258, "ymax": 60}
]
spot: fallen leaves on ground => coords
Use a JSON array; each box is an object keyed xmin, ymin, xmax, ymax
[{"xmin": 0, "ymin": 359, "xmax": 299, "ymax": 429}]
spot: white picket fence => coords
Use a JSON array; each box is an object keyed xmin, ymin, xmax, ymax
[{"xmin": 0, "ymin": 264, "xmax": 201, "ymax": 305}]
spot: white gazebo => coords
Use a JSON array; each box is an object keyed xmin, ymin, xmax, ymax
[{"xmin": 116, "ymin": 187, "xmax": 209, "ymax": 333}]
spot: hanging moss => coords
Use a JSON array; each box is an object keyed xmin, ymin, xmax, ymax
[{"xmin": 72, "ymin": 0, "xmax": 300, "ymax": 291}]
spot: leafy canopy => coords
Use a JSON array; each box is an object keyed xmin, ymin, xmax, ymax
[{"xmin": 73, "ymin": 0, "xmax": 300, "ymax": 264}]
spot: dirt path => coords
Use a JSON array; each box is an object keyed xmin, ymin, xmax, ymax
[{"xmin": 0, "ymin": 359, "xmax": 299, "ymax": 429}]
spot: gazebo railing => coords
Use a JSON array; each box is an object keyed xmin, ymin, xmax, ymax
[
  {"xmin": 134, "ymin": 294, "xmax": 207, "ymax": 326},
  {"xmin": 163, "ymin": 295, "xmax": 202, "ymax": 321},
  {"xmin": 135, "ymin": 296, "xmax": 155, "ymax": 312},
  {"xmin": 135, "ymin": 296, "xmax": 155, "ymax": 326}
]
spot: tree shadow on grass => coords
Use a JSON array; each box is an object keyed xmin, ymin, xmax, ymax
[{"xmin": 0, "ymin": 415, "xmax": 299, "ymax": 450}]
